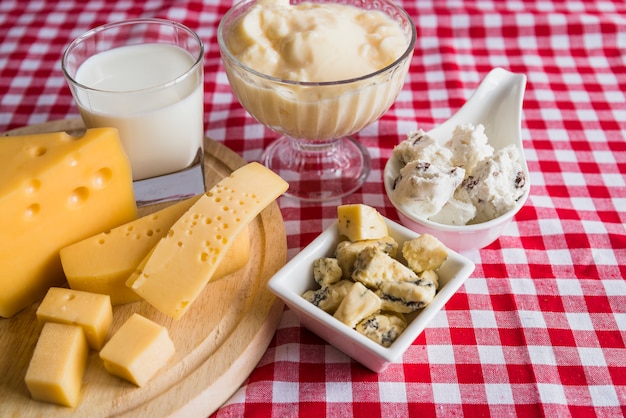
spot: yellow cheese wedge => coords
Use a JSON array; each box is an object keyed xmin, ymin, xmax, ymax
[
  {"xmin": 60, "ymin": 196, "xmax": 251, "ymax": 305},
  {"xmin": 25, "ymin": 322, "xmax": 88, "ymax": 407},
  {"xmin": 337, "ymin": 204, "xmax": 389, "ymax": 241},
  {"xmin": 126, "ymin": 162, "xmax": 288, "ymax": 319},
  {"xmin": 0, "ymin": 128, "xmax": 137, "ymax": 318},
  {"xmin": 99, "ymin": 313, "xmax": 175, "ymax": 387},
  {"xmin": 36, "ymin": 287, "xmax": 112, "ymax": 350}
]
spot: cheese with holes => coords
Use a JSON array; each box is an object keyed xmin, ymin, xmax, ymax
[
  {"xmin": 0, "ymin": 128, "xmax": 136, "ymax": 318},
  {"xmin": 126, "ymin": 162, "xmax": 288, "ymax": 319},
  {"xmin": 25, "ymin": 322, "xmax": 88, "ymax": 407},
  {"xmin": 60, "ymin": 196, "xmax": 251, "ymax": 305},
  {"xmin": 36, "ymin": 287, "xmax": 112, "ymax": 350},
  {"xmin": 99, "ymin": 313, "xmax": 175, "ymax": 387},
  {"xmin": 337, "ymin": 204, "xmax": 389, "ymax": 241}
]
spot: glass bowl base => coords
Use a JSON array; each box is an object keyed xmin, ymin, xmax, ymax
[{"xmin": 261, "ymin": 135, "xmax": 371, "ymax": 201}]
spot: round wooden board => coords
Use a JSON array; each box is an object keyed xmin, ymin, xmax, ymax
[{"xmin": 0, "ymin": 119, "xmax": 287, "ymax": 417}]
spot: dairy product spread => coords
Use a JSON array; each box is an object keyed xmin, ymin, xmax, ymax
[
  {"xmin": 392, "ymin": 160, "xmax": 466, "ymax": 219},
  {"xmin": 36, "ymin": 287, "xmax": 113, "ymax": 350},
  {"xmin": 25, "ymin": 322, "xmax": 89, "ymax": 407},
  {"xmin": 99, "ymin": 313, "xmax": 175, "ymax": 387},
  {"xmin": 60, "ymin": 196, "xmax": 251, "ymax": 305},
  {"xmin": 337, "ymin": 203, "xmax": 389, "ymax": 242},
  {"xmin": 390, "ymin": 124, "xmax": 529, "ymax": 225},
  {"xmin": 0, "ymin": 128, "xmax": 137, "ymax": 318},
  {"xmin": 225, "ymin": 0, "xmax": 408, "ymax": 82},
  {"xmin": 126, "ymin": 162, "xmax": 288, "ymax": 319},
  {"xmin": 220, "ymin": 0, "xmax": 414, "ymax": 139},
  {"xmin": 302, "ymin": 205, "xmax": 448, "ymax": 347}
]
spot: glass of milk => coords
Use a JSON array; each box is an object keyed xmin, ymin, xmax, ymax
[{"xmin": 62, "ymin": 18, "xmax": 205, "ymax": 205}]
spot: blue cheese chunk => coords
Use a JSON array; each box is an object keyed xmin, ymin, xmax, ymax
[
  {"xmin": 335, "ymin": 236, "xmax": 398, "ymax": 279},
  {"xmin": 356, "ymin": 312, "xmax": 407, "ymax": 347},
  {"xmin": 376, "ymin": 280, "xmax": 437, "ymax": 313},
  {"xmin": 333, "ymin": 282, "xmax": 381, "ymax": 328},
  {"xmin": 302, "ymin": 280, "xmax": 353, "ymax": 314},
  {"xmin": 313, "ymin": 257, "xmax": 343, "ymax": 286},
  {"xmin": 402, "ymin": 234, "xmax": 448, "ymax": 273},
  {"xmin": 337, "ymin": 204, "xmax": 389, "ymax": 241},
  {"xmin": 418, "ymin": 269, "xmax": 439, "ymax": 290},
  {"xmin": 352, "ymin": 246, "xmax": 417, "ymax": 289}
]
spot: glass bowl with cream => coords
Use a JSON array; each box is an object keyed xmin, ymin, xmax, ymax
[{"xmin": 218, "ymin": 0, "xmax": 416, "ymax": 201}]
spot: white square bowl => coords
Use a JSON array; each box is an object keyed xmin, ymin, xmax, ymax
[{"xmin": 267, "ymin": 217, "xmax": 475, "ymax": 372}]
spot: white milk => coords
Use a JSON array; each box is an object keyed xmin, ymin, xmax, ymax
[{"xmin": 75, "ymin": 43, "xmax": 203, "ymax": 181}]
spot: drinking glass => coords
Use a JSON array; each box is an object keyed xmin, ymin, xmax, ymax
[{"xmin": 62, "ymin": 18, "xmax": 205, "ymax": 205}]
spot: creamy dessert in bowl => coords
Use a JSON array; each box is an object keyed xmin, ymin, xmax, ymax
[
  {"xmin": 219, "ymin": 0, "xmax": 414, "ymax": 139},
  {"xmin": 217, "ymin": 0, "xmax": 416, "ymax": 200}
]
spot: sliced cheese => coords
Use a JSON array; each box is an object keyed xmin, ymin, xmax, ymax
[
  {"xmin": 0, "ymin": 128, "xmax": 137, "ymax": 318},
  {"xmin": 99, "ymin": 313, "xmax": 175, "ymax": 387},
  {"xmin": 60, "ymin": 196, "xmax": 251, "ymax": 305},
  {"xmin": 36, "ymin": 287, "xmax": 112, "ymax": 350},
  {"xmin": 25, "ymin": 322, "xmax": 88, "ymax": 407},
  {"xmin": 337, "ymin": 204, "xmax": 388, "ymax": 241},
  {"xmin": 126, "ymin": 162, "xmax": 288, "ymax": 319}
]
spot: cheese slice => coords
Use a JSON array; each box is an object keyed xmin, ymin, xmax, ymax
[
  {"xmin": 0, "ymin": 128, "xmax": 137, "ymax": 318},
  {"xmin": 126, "ymin": 162, "xmax": 288, "ymax": 319},
  {"xmin": 60, "ymin": 196, "xmax": 251, "ymax": 305},
  {"xmin": 99, "ymin": 313, "xmax": 175, "ymax": 387},
  {"xmin": 25, "ymin": 322, "xmax": 88, "ymax": 407},
  {"xmin": 36, "ymin": 287, "xmax": 112, "ymax": 350},
  {"xmin": 337, "ymin": 204, "xmax": 388, "ymax": 242}
]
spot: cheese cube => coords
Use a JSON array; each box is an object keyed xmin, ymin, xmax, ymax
[
  {"xmin": 334, "ymin": 236, "xmax": 398, "ymax": 279},
  {"xmin": 337, "ymin": 204, "xmax": 388, "ymax": 241},
  {"xmin": 60, "ymin": 196, "xmax": 251, "ymax": 305},
  {"xmin": 302, "ymin": 280, "xmax": 354, "ymax": 314},
  {"xmin": 356, "ymin": 312, "xmax": 407, "ymax": 347},
  {"xmin": 352, "ymin": 246, "xmax": 418, "ymax": 289},
  {"xmin": 0, "ymin": 128, "xmax": 137, "ymax": 318},
  {"xmin": 126, "ymin": 162, "xmax": 288, "ymax": 319},
  {"xmin": 36, "ymin": 287, "xmax": 112, "ymax": 350},
  {"xmin": 333, "ymin": 281, "xmax": 382, "ymax": 328},
  {"xmin": 99, "ymin": 313, "xmax": 175, "ymax": 387},
  {"xmin": 25, "ymin": 322, "xmax": 88, "ymax": 407},
  {"xmin": 401, "ymin": 233, "xmax": 448, "ymax": 273}
]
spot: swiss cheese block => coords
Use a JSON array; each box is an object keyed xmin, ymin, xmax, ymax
[
  {"xmin": 0, "ymin": 128, "xmax": 137, "ymax": 318},
  {"xmin": 36, "ymin": 287, "xmax": 112, "ymax": 350},
  {"xmin": 337, "ymin": 204, "xmax": 389, "ymax": 241},
  {"xmin": 60, "ymin": 196, "xmax": 251, "ymax": 305},
  {"xmin": 126, "ymin": 162, "xmax": 288, "ymax": 319},
  {"xmin": 25, "ymin": 322, "xmax": 88, "ymax": 407},
  {"xmin": 99, "ymin": 313, "xmax": 175, "ymax": 387}
]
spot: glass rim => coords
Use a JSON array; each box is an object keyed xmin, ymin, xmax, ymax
[
  {"xmin": 62, "ymin": 18, "xmax": 205, "ymax": 94},
  {"xmin": 217, "ymin": 0, "xmax": 417, "ymax": 87}
]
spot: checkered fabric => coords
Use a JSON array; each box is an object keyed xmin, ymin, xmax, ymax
[{"xmin": 1, "ymin": 0, "xmax": 625, "ymax": 416}]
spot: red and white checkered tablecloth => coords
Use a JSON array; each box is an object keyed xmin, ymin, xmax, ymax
[{"xmin": 2, "ymin": 0, "xmax": 625, "ymax": 416}]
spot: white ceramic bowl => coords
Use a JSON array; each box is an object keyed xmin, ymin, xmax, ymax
[
  {"xmin": 267, "ymin": 217, "xmax": 475, "ymax": 372},
  {"xmin": 384, "ymin": 68, "xmax": 530, "ymax": 252}
]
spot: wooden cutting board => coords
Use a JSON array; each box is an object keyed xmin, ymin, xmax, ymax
[{"xmin": 0, "ymin": 119, "xmax": 287, "ymax": 417}]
